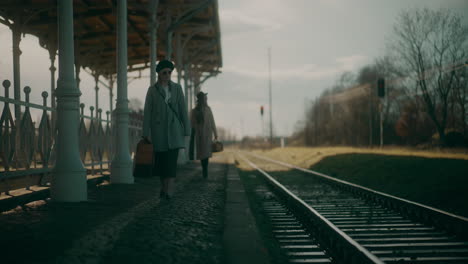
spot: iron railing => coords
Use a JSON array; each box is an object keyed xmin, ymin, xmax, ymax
[{"xmin": 0, "ymin": 79, "xmax": 143, "ymax": 192}]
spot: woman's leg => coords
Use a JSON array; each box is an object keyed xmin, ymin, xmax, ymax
[
  {"xmin": 160, "ymin": 177, "xmax": 165, "ymax": 197},
  {"xmin": 154, "ymin": 151, "xmax": 166, "ymax": 197},
  {"xmin": 201, "ymin": 158, "xmax": 209, "ymax": 178},
  {"xmin": 164, "ymin": 178, "xmax": 169, "ymax": 194},
  {"xmin": 167, "ymin": 178, "xmax": 174, "ymax": 196},
  {"xmin": 166, "ymin": 149, "xmax": 179, "ymax": 197}
]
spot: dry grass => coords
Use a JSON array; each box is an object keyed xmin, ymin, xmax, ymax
[{"xmin": 250, "ymin": 146, "xmax": 468, "ymax": 170}]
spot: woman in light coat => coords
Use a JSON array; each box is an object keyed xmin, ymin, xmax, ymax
[
  {"xmin": 190, "ymin": 92, "xmax": 218, "ymax": 178},
  {"xmin": 142, "ymin": 60, "xmax": 190, "ymax": 199}
]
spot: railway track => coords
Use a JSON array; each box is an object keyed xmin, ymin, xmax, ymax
[{"xmin": 238, "ymin": 152, "xmax": 468, "ymax": 264}]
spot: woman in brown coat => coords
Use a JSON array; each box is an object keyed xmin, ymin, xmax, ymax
[{"xmin": 190, "ymin": 92, "xmax": 218, "ymax": 178}]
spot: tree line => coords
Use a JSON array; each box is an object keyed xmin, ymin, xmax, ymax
[{"xmin": 293, "ymin": 8, "xmax": 468, "ymax": 148}]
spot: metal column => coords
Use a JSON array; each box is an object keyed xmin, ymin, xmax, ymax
[
  {"xmin": 111, "ymin": 0, "xmax": 133, "ymax": 184},
  {"xmin": 94, "ymin": 73, "xmax": 100, "ymax": 111},
  {"xmin": 166, "ymin": 12, "xmax": 172, "ymax": 60},
  {"xmin": 47, "ymin": 42, "xmax": 57, "ymax": 130},
  {"xmin": 108, "ymin": 74, "xmax": 114, "ymax": 119},
  {"xmin": 184, "ymin": 64, "xmax": 189, "ymax": 111},
  {"xmin": 149, "ymin": 0, "xmax": 159, "ymax": 85},
  {"xmin": 51, "ymin": 0, "xmax": 87, "ymax": 202},
  {"xmin": 12, "ymin": 22, "xmax": 21, "ymax": 122}
]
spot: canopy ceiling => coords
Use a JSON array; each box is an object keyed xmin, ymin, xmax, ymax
[{"xmin": 0, "ymin": 0, "xmax": 222, "ymax": 77}]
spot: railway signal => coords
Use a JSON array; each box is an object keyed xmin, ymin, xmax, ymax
[{"xmin": 377, "ymin": 78, "xmax": 385, "ymax": 97}]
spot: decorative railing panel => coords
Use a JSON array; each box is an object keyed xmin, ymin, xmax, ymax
[
  {"xmin": 19, "ymin": 86, "xmax": 35, "ymax": 169},
  {"xmin": 37, "ymin": 91, "xmax": 53, "ymax": 170},
  {"xmin": 0, "ymin": 78, "xmax": 143, "ymax": 192},
  {"xmin": 0, "ymin": 81, "xmax": 16, "ymax": 171}
]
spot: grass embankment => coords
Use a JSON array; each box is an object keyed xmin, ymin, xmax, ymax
[
  {"xmin": 249, "ymin": 147, "xmax": 468, "ymax": 218},
  {"xmin": 311, "ymin": 154, "xmax": 468, "ymax": 218}
]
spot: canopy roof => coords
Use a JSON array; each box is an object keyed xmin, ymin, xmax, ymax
[{"xmin": 0, "ymin": 0, "xmax": 222, "ymax": 77}]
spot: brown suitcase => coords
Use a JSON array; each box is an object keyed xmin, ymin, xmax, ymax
[{"xmin": 133, "ymin": 139, "xmax": 153, "ymax": 177}]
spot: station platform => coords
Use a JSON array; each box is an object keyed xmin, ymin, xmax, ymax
[{"xmin": 0, "ymin": 152, "xmax": 269, "ymax": 264}]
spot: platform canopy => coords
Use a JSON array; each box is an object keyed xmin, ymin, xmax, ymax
[{"xmin": 0, "ymin": 0, "xmax": 222, "ymax": 77}]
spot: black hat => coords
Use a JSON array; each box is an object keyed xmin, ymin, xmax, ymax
[
  {"xmin": 196, "ymin": 91, "xmax": 207, "ymax": 99},
  {"xmin": 156, "ymin": 60, "xmax": 174, "ymax": 72}
]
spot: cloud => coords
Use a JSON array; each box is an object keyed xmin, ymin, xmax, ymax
[
  {"xmin": 219, "ymin": 0, "xmax": 294, "ymax": 38},
  {"xmin": 220, "ymin": 9, "xmax": 282, "ymax": 37},
  {"xmin": 220, "ymin": 54, "xmax": 368, "ymax": 81},
  {"xmin": 335, "ymin": 55, "xmax": 368, "ymax": 71}
]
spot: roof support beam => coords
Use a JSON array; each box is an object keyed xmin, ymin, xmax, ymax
[
  {"xmin": 0, "ymin": 17, "xmax": 9, "ymax": 26},
  {"xmin": 186, "ymin": 39, "xmax": 217, "ymax": 63},
  {"xmin": 127, "ymin": 16, "xmax": 148, "ymax": 45},
  {"xmin": 168, "ymin": 0, "xmax": 213, "ymax": 32},
  {"xmin": 167, "ymin": 0, "xmax": 213, "ymax": 60},
  {"xmin": 0, "ymin": 0, "xmax": 222, "ymax": 78},
  {"xmin": 26, "ymin": 8, "xmax": 113, "ymax": 26}
]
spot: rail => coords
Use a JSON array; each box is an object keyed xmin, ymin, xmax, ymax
[
  {"xmin": 244, "ymin": 151, "xmax": 468, "ymax": 240},
  {"xmin": 238, "ymin": 152, "xmax": 384, "ymax": 264},
  {"xmin": 238, "ymin": 151, "xmax": 468, "ymax": 263}
]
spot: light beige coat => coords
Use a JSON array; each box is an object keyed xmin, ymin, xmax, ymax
[{"xmin": 190, "ymin": 106, "xmax": 217, "ymax": 160}]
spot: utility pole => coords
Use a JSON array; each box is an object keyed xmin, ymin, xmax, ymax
[
  {"xmin": 240, "ymin": 118, "xmax": 244, "ymax": 140},
  {"xmin": 369, "ymin": 85, "xmax": 373, "ymax": 146},
  {"xmin": 268, "ymin": 47, "xmax": 273, "ymax": 146},
  {"xmin": 260, "ymin": 105, "xmax": 265, "ymax": 139}
]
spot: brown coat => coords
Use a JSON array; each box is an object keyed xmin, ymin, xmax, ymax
[{"xmin": 190, "ymin": 106, "xmax": 217, "ymax": 160}]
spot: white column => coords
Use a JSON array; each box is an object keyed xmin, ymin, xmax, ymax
[
  {"xmin": 75, "ymin": 63, "xmax": 81, "ymax": 91},
  {"xmin": 94, "ymin": 73, "xmax": 99, "ymax": 111},
  {"xmin": 111, "ymin": 0, "xmax": 133, "ymax": 184},
  {"xmin": 189, "ymin": 79, "xmax": 193, "ymax": 112},
  {"xmin": 188, "ymin": 69, "xmax": 193, "ymax": 111},
  {"xmin": 176, "ymin": 33, "xmax": 182, "ymax": 85},
  {"xmin": 51, "ymin": 0, "xmax": 87, "ymax": 202},
  {"xmin": 166, "ymin": 12, "xmax": 172, "ymax": 60},
  {"xmin": 12, "ymin": 22, "xmax": 21, "ymax": 122},
  {"xmin": 184, "ymin": 66, "xmax": 192, "ymax": 162},
  {"xmin": 47, "ymin": 43, "xmax": 57, "ymax": 131},
  {"xmin": 74, "ymin": 41, "xmax": 81, "ymax": 92},
  {"xmin": 176, "ymin": 33, "xmax": 188, "ymax": 164},
  {"xmin": 183, "ymin": 64, "xmax": 189, "ymax": 110},
  {"xmin": 108, "ymin": 74, "xmax": 114, "ymax": 119},
  {"xmin": 149, "ymin": 0, "xmax": 159, "ymax": 85}
]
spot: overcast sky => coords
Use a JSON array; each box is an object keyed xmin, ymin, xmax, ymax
[{"xmin": 0, "ymin": 0, "xmax": 467, "ymax": 139}]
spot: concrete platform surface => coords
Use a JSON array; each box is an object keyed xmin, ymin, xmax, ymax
[{"xmin": 0, "ymin": 152, "xmax": 270, "ymax": 264}]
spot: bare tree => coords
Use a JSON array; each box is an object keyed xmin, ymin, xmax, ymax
[
  {"xmin": 453, "ymin": 66, "xmax": 468, "ymax": 137},
  {"xmin": 128, "ymin": 98, "xmax": 143, "ymax": 113},
  {"xmin": 391, "ymin": 8, "xmax": 468, "ymax": 145}
]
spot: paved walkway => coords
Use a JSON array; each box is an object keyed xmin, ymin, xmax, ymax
[{"xmin": 0, "ymin": 152, "xmax": 270, "ymax": 264}]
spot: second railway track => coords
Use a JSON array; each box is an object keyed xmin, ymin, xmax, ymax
[{"xmin": 237, "ymin": 152, "xmax": 468, "ymax": 264}]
